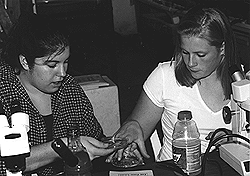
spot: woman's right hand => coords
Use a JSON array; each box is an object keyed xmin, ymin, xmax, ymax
[
  {"xmin": 80, "ymin": 136, "xmax": 116, "ymax": 161},
  {"xmin": 106, "ymin": 120, "xmax": 150, "ymax": 162}
]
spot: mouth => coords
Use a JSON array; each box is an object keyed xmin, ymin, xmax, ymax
[
  {"xmin": 52, "ymin": 81, "xmax": 62, "ymax": 86},
  {"xmin": 188, "ymin": 68, "xmax": 199, "ymax": 73}
]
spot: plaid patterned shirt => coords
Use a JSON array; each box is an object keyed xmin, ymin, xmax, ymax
[{"xmin": 0, "ymin": 61, "xmax": 104, "ymax": 175}]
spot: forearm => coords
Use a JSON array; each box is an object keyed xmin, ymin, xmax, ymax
[
  {"xmin": 24, "ymin": 137, "xmax": 67, "ymax": 172},
  {"xmin": 124, "ymin": 90, "xmax": 163, "ymax": 141}
]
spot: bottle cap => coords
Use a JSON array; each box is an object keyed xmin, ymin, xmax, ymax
[{"xmin": 177, "ymin": 110, "xmax": 192, "ymax": 120}]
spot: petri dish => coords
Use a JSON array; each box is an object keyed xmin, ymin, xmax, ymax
[{"xmin": 111, "ymin": 155, "xmax": 141, "ymax": 168}]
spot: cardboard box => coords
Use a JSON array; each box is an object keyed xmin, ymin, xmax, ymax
[{"xmin": 76, "ymin": 75, "xmax": 120, "ymax": 136}]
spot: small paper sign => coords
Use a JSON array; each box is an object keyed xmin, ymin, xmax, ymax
[{"xmin": 109, "ymin": 170, "xmax": 154, "ymax": 176}]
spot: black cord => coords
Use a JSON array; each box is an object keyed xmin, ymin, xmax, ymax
[
  {"xmin": 201, "ymin": 130, "xmax": 250, "ymax": 176},
  {"xmin": 209, "ymin": 128, "xmax": 232, "ymax": 143},
  {"xmin": 201, "ymin": 128, "xmax": 232, "ymax": 176}
]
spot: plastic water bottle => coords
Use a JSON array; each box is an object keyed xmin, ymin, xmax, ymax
[
  {"xmin": 172, "ymin": 110, "xmax": 201, "ymax": 176},
  {"xmin": 64, "ymin": 125, "xmax": 92, "ymax": 176}
]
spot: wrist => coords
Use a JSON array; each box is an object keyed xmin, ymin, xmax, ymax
[
  {"xmin": 124, "ymin": 119, "xmax": 141, "ymax": 128},
  {"xmin": 127, "ymin": 119, "xmax": 145, "ymax": 139}
]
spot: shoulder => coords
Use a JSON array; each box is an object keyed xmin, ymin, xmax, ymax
[
  {"xmin": 57, "ymin": 74, "xmax": 88, "ymax": 99},
  {"xmin": 61, "ymin": 74, "xmax": 82, "ymax": 91},
  {"xmin": 148, "ymin": 61, "xmax": 176, "ymax": 85},
  {"xmin": 158, "ymin": 61, "xmax": 174, "ymax": 70},
  {"xmin": 143, "ymin": 61, "xmax": 180, "ymax": 107},
  {"xmin": 145, "ymin": 61, "xmax": 181, "ymax": 94},
  {"xmin": 0, "ymin": 61, "xmax": 16, "ymax": 82},
  {"xmin": 157, "ymin": 61, "xmax": 175, "ymax": 78},
  {"xmin": 62, "ymin": 74, "xmax": 79, "ymax": 86},
  {"xmin": 0, "ymin": 61, "xmax": 20, "ymax": 95}
]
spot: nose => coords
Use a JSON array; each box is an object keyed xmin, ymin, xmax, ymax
[
  {"xmin": 188, "ymin": 54, "xmax": 197, "ymax": 67},
  {"xmin": 58, "ymin": 64, "xmax": 67, "ymax": 77}
]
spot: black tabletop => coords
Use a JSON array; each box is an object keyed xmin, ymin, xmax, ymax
[{"xmin": 91, "ymin": 150, "xmax": 240, "ymax": 176}]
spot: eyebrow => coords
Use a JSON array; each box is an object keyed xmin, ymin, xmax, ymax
[
  {"xmin": 181, "ymin": 47, "xmax": 207, "ymax": 54},
  {"xmin": 45, "ymin": 60, "xmax": 59, "ymax": 64},
  {"xmin": 45, "ymin": 58, "xmax": 69, "ymax": 64}
]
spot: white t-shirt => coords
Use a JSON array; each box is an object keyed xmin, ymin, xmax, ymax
[{"xmin": 143, "ymin": 61, "xmax": 232, "ymax": 161}]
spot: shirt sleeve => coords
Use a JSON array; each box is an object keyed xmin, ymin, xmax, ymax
[
  {"xmin": 143, "ymin": 63, "xmax": 165, "ymax": 108},
  {"xmin": 143, "ymin": 61, "xmax": 176, "ymax": 108}
]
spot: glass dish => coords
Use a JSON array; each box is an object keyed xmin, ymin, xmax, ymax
[
  {"xmin": 111, "ymin": 155, "xmax": 141, "ymax": 168},
  {"xmin": 102, "ymin": 136, "xmax": 143, "ymax": 168}
]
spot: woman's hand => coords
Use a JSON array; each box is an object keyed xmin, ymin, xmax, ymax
[
  {"xmin": 105, "ymin": 120, "xmax": 150, "ymax": 162},
  {"xmin": 116, "ymin": 120, "xmax": 149, "ymax": 158},
  {"xmin": 105, "ymin": 142, "xmax": 144, "ymax": 165},
  {"xmin": 80, "ymin": 136, "xmax": 116, "ymax": 161}
]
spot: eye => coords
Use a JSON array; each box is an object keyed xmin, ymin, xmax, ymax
[
  {"xmin": 45, "ymin": 61, "xmax": 58, "ymax": 68},
  {"xmin": 197, "ymin": 53, "xmax": 206, "ymax": 57},
  {"xmin": 64, "ymin": 59, "xmax": 69, "ymax": 64},
  {"xmin": 182, "ymin": 50, "xmax": 189, "ymax": 55},
  {"xmin": 47, "ymin": 63, "xmax": 57, "ymax": 68}
]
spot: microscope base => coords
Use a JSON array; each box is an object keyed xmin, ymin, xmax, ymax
[{"xmin": 219, "ymin": 142, "xmax": 250, "ymax": 176}]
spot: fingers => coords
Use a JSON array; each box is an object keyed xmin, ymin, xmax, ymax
[
  {"xmin": 105, "ymin": 142, "xmax": 148, "ymax": 163},
  {"xmin": 87, "ymin": 144, "xmax": 116, "ymax": 161},
  {"xmin": 104, "ymin": 120, "xmax": 150, "ymax": 163},
  {"xmin": 105, "ymin": 151, "xmax": 116, "ymax": 163},
  {"xmin": 90, "ymin": 138, "xmax": 110, "ymax": 148},
  {"xmin": 105, "ymin": 148, "xmax": 125, "ymax": 163},
  {"xmin": 136, "ymin": 140, "xmax": 150, "ymax": 158},
  {"xmin": 82, "ymin": 136, "xmax": 110, "ymax": 149},
  {"xmin": 133, "ymin": 149, "xmax": 144, "ymax": 164},
  {"xmin": 129, "ymin": 143, "xmax": 143, "ymax": 162},
  {"xmin": 105, "ymin": 143, "xmax": 135, "ymax": 163},
  {"xmin": 91, "ymin": 147, "xmax": 115, "ymax": 157},
  {"xmin": 116, "ymin": 148, "xmax": 125, "ymax": 161},
  {"xmin": 80, "ymin": 136, "xmax": 117, "ymax": 161},
  {"xmin": 130, "ymin": 142, "xmax": 137, "ymax": 151}
]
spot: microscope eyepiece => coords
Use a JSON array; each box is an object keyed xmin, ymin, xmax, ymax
[{"xmin": 229, "ymin": 64, "xmax": 245, "ymax": 82}]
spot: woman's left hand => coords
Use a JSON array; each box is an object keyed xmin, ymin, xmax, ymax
[
  {"xmin": 80, "ymin": 136, "xmax": 116, "ymax": 161},
  {"xmin": 105, "ymin": 142, "xmax": 144, "ymax": 164}
]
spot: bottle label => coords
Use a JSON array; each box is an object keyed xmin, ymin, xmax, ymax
[{"xmin": 172, "ymin": 139, "xmax": 201, "ymax": 175}]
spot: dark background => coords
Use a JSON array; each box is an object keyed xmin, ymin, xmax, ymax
[{"xmin": 11, "ymin": 0, "xmax": 250, "ymax": 123}]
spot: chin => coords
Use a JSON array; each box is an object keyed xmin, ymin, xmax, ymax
[
  {"xmin": 46, "ymin": 87, "xmax": 60, "ymax": 94},
  {"xmin": 191, "ymin": 73, "xmax": 201, "ymax": 80}
]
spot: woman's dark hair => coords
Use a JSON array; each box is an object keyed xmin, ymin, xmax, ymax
[
  {"xmin": 1, "ymin": 12, "xmax": 69, "ymax": 74},
  {"xmin": 172, "ymin": 5, "xmax": 239, "ymax": 100}
]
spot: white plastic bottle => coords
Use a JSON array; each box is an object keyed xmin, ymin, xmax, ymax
[{"xmin": 172, "ymin": 110, "xmax": 201, "ymax": 176}]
